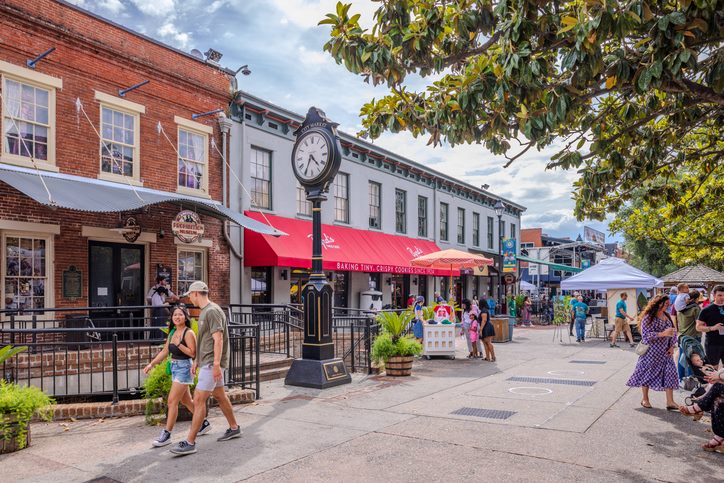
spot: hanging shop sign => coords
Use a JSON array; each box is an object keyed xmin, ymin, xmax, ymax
[
  {"xmin": 122, "ymin": 216, "xmax": 142, "ymax": 243},
  {"xmin": 502, "ymin": 238, "xmax": 517, "ymax": 273},
  {"xmin": 62, "ymin": 265, "xmax": 82, "ymax": 299},
  {"xmin": 172, "ymin": 210, "xmax": 204, "ymax": 243},
  {"xmin": 503, "ymin": 273, "xmax": 516, "ymax": 285}
]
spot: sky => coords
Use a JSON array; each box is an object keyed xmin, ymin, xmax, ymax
[{"xmin": 66, "ymin": 0, "xmax": 619, "ymax": 243}]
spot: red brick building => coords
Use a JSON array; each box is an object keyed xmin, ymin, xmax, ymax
[{"xmin": 0, "ymin": 0, "xmax": 276, "ymax": 319}]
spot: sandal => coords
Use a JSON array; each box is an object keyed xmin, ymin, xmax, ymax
[
  {"xmin": 665, "ymin": 405, "xmax": 679, "ymax": 411},
  {"xmin": 640, "ymin": 401, "xmax": 652, "ymax": 409},
  {"xmin": 678, "ymin": 404, "xmax": 703, "ymax": 421},
  {"xmin": 702, "ymin": 436, "xmax": 724, "ymax": 452}
]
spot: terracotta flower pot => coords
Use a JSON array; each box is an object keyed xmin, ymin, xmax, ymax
[
  {"xmin": 385, "ymin": 355, "xmax": 414, "ymax": 376},
  {"xmin": 0, "ymin": 416, "xmax": 30, "ymax": 454}
]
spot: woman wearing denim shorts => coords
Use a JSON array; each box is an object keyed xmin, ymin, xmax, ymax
[{"xmin": 144, "ymin": 305, "xmax": 210, "ymax": 447}]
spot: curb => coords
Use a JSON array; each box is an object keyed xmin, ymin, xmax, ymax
[{"xmin": 50, "ymin": 388, "xmax": 256, "ymax": 421}]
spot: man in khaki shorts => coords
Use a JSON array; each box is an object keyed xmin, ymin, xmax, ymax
[
  {"xmin": 610, "ymin": 292, "xmax": 635, "ymax": 348},
  {"xmin": 170, "ymin": 281, "xmax": 241, "ymax": 455}
]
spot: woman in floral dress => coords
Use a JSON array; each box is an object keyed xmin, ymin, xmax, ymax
[{"xmin": 626, "ymin": 294, "xmax": 679, "ymax": 409}]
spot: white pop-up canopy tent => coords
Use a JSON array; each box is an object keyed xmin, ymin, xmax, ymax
[
  {"xmin": 560, "ymin": 257, "xmax": 664, "ymax": 290},
  {"xmin": 520, "ymin": 280, "xmax": 538, "ymax": 292}
]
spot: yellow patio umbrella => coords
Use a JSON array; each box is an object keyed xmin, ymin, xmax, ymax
[{"xmin": 410, "ymin": 248, "xmax": 494, "ymax": 301}]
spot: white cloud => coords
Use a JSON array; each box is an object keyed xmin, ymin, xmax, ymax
[
  {"xmin": 297, "ymin": 46, "xmax": 329, "ymax": 65},
  {"xmin": 208, "ymin": 0, "xmax": 226, "ymax": 13},
  {"xmin": 267, "ymin": 0, "xmax": 378, "ymax": 29},
  {"xmin": 157, "ymin": 22, "xmax": 191, "ymax": 48},
  {"xmin": 98, "ymin": 0, "xmax": 124, "ymax": 13},
  {"xmin": 131, "ymin": 0, "xmax": 176, "ymax": 16}
]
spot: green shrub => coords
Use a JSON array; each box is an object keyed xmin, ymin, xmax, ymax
[
  {"xmin": 376, "ymin": 311, "xmax": 414, "ymax": 342},
  {"xmin": 0, "ymin": 380, "xmax": 54, "ymax": 450},
  {"xmin": 142, "ymin": 361, "xmax": 172, "ymax": 422},
  {"xmin": 371, "ymin": 332, "xmax": 423, "ymax": 364}
]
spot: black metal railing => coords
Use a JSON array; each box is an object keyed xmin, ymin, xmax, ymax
[
  {"xmin": 227, "ymin": 304, "xmax": 303, "ymax": 359},
  {"xmin": 0, "ymin": 305, "xmax": 260, "ymax": 401}
]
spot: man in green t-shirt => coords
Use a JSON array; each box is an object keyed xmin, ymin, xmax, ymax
[
  {"xmin": 610, "ymin": 293, "xmax": 635, "ymax": 348},
  {"xmin": 170, "ymin": 281, "xmax": 241, "ymax": 456}
]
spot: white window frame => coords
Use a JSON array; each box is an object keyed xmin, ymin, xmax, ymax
[
  {"xmin": 175, "ymin": 116, "xmax": 211, "ymax": 197},
  {"xmin": 0, "ymin": 61, "xmax": 61, "ymax": 172},
  {"xmin": 296, "ymin": 182, "xmax": 312, "ymax": 217},
  {"xmin": 1, "ymin": 230, "xmax": 54, "ymax": 317},
  {"xmin": 334, "ymin": 173, "xmax": 349, "ymax": 224},
  {"xmin": 95, "ymin": 91, "xmax": 144, "ymax": 186},
  {"xmin": 250, "ymin": 146, "xmax": 272, "ymax": 209},
  {"xmin": 176, "ymin": 247, "xmax": 207, "ymax": 296}
]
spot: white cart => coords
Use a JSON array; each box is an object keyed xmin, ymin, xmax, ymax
[{"xmin": 422, "ymin": 323, "xmax": 457, "ymax": 359}]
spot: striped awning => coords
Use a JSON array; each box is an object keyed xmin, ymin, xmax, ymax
[{"xmin": 0, "ymin": 163, "xmax": 285, "ymax": 236}]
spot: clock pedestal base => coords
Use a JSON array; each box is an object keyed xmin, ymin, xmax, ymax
[{"xmin": 284, "ymin": 358, "xmax": 351, "ymax": 389}]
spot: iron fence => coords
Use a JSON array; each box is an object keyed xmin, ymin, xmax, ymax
[{"xmin": 0, "ymin": 306, "xmax": 260, "ymax": 401}]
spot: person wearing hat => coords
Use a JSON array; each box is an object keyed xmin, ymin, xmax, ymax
[{"xmin": 170, "ymin": 281, "xmax": 241, "ymax": 455}]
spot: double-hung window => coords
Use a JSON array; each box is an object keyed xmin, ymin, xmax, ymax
[
  {"xmin": 1, "ymin": 61, "xmax": 61, "ymax": 170},
  {"xmin": 417, "ymin": 196, "xmax": 428, "ymax": 237},
  {"xmin": 395, "ymin": 189, "xmax": 406, "ymax": 233},
  {"xmin": 487, "ymin": 216, "xmax": 494, "ymax": 249},
  {"xmin": 472, "ymin": 213, "xmax": 480, "ymax": 247},
  {"xmin": 177, "ymin": 249, "xmax": 206, "ymax": 296},
  {"xmin": 175, "ymin": 117, "xmax": 211, "ymax": 195},
  {"xmin": 440, "ymin": 203, "xmax": 449, "ymax": 241},
  {"xmin": 369, "ymin": 182, "xmax": 381, "ymax": 229},
  {"xmin": 457, "ymin": 208, "xmax": 465, "ymax": 244},
  {"xmin": 296, "ymin": 183, "xmax": 312, "ymax": 216},
  {"xmin": 95, "ymin": 91, "xmax": 144, "ymax": 183},
  {"xmin": 334, "ymin": 173, "xmax": 349, "ymax": 223},
  {"xmin": 250, "ymin": 147, "xmax": 272, "ymax": 209}
]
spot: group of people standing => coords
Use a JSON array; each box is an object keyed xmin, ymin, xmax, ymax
[
  {"xmin": 625, "ymin": 285, "xmax": 724, "ymax": 453},
  {"xmin": 460, "ymin": 299, "xmax": 497, "ymax": 362}
]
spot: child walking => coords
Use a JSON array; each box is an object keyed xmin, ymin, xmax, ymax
[{"xmin": 468, "ymin": 312, "xmax": 479, "ymax": 358}]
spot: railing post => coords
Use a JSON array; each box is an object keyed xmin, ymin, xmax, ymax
[
  {"xmin": 112, "ymin": 333, "xmax": 119, "ymax": 405},
  {"xmin": 255, "ymin": 325, "xmax": 261, "ymax": 400},
  {"xmin": 31, "ymin": 314, "xmax": 38, "ymax": 353},
  {"xmin": 285, "ymin": 315, "xmax": 290, "ymax": 358},
  {"xmin": 350, "ymin": 321, "xmax": 355, "ymax": 372},
  {"xmin": 365, "ymin": 323, "xmax": 372, "ymax": 375},
  {"xmin": 10, "ymin": 313, "xmax": 15, "ymax": 345}
]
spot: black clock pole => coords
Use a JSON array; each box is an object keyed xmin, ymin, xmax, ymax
[{"xmin": 284, "ymin": 107, "xmax": 351, "ymax": 389}]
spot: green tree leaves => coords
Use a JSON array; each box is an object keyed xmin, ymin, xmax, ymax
[{"xmin": 319, "ymin": 0, "xmax": 723, "ymax": 247}]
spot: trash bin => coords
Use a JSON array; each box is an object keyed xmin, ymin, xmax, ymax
[
  {"xmin": 491, "ymin": 317, "xmax": 510, "ymax": 343},
  {"xmin": 508, "ymin": 316, "xmax": 516, "ymax": 340}
]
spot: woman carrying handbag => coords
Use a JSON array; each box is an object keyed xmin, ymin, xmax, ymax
[{"xmin": 626, "ymin": 295, "xmax": 679, "ymax": 410}]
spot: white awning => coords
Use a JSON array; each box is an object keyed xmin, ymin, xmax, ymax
[
  {"xmin": 0, "ymin": 163, "xmax": 285, "ymax": 236},
  {"xmin": 560, "ymin": 257, "xmax": 663, "ymax": 290}
]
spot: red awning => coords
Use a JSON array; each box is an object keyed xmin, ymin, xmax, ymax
[{"xmin": 243, "ymin": 212, "xmax": 452, "ymax": 276}]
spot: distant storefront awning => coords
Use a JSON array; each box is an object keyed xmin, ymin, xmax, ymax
[
  {"xmin": 0, "ymin": 163, "xmax": 285, "ymax": 236},
  {"xmin": 517, "ymin": 255, "xmax": 583, "ymax": 273},
  {"xmin": 243, "ymin": 212, "xmax": 452, "ymax": 276}
]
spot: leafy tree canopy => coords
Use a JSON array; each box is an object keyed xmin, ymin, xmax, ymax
[{"xmin": 319, "ymin": 0, "xmax": 723, "ymax": 229}]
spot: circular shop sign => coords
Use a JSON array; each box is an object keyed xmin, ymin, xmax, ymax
[
  {"xmin": 509, "ymin": 386, "xmax": 553, "ymax": 396},
  {"xmin": 172, "ymin": 210, "xmax": 204, "ymax": 243}
]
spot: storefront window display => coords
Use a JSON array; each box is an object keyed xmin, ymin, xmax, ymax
[{"xmin": 3, "ymin": 235, "xmax": 47, "ymax": 311}]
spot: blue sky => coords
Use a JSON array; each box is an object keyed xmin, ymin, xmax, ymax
[{"xmin": 66, "ymin": 0, "xmax": 618, "ymax": 243}]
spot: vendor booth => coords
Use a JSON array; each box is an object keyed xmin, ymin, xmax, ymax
[{"xmin": 560, "ymin": 258, "xmax": 664, "ymax": 339}]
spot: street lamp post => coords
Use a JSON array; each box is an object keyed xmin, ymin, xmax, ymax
[{"xmin": 494, "ymin": 199, "xmax": 505, "ymax": 314}]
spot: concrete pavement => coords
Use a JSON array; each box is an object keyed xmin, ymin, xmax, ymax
[{"xmin": 2, "ymin": 326, "xmax": 722, "ymax": 482}]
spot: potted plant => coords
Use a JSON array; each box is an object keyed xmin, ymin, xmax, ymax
[
  {"xmin": 371, "ymin": 311, "xmax": 422, "ymax": 376},
  {"xmin": 0, "ymin": 345, "xmax": 54, "ymax": 453}
]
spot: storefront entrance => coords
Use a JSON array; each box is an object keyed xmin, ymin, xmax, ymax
[
  {"xmin": 390, "ymin": 274, "xmax": 410, "ymax": 309},
  {"xmin": 88, "ymin": 241, "xmax": 145, "ymax": 338},
  {"xmin": 289, "ymin": 268, "xmax": 309, "ymax": 305}
]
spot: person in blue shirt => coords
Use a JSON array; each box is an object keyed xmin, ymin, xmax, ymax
[
  {"xmin": 610, "ymin": 292, "xmax": 635, "ymax": 348},
  {"xmin": 487, "ymin": 296, "xmax": 496, "ymax": 318},
  {"xmin": 571, "ymin": 295, "xmax": 589, "ymax": 342},
  {"xmin": 412, "ymin": 296, "xmax": 425, "ymax": 341}
]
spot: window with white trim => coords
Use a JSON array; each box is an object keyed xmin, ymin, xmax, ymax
[
  {"xmin": 177, "ymin": 249, "xmax": 206, "ymax": 295},
  {"xmin": 177, "ymin": 127, "xmax": 208, "ymax": 193},
  {"xmin": 472, "ymin": 212, "xmax": 480, "ymax": 247},
  {"xmin": 457, "ymin": 208, "xmax": 465, "ymax": 244},
  {"xmin": 2, "ymin": 234, "xmax": 50, "ymax": 311},
  {"xmin": 250, "ymin": 147, "xmax": 272, "ymax": 209},
  {"xmin": 100, "ymin": 106, "xmax": 138, "ymax": 179},
  {"xmin": 296, "ymin": 183, "xmax": 312, "ymax": 216},
  {"xmin": 334, "ymin": 173, "xmax": 349, "ymax": 223},
  {"xmin": 0, "ymin": 61, "xmax": 59, "ymax": 170},
  {"xmin": 369, "ymin": 182, "xmax": 381, "ymax": 229}
]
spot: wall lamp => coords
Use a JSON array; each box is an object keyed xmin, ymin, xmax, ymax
[
  {"xmin": 412, "ymin": 278, "xmax": 418, "ymax": 286},
  {"xmin": 27, "ymin": 47, "xmax": 55, "ymax": 69},
  {"xmin": 235, "ymin": 64, "xmax": 251, "ymax": 76},
  {"xmin": 280, "ymin": 269, "xmax": 288, "ymax": 281},
  {"xmin": 385, "ymin": 278, "xmax": 392, "ymax": 286}
]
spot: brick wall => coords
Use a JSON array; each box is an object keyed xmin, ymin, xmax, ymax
[{"xmin": 0, "ymin": 0, "xmax": 231, "ymax": 199}]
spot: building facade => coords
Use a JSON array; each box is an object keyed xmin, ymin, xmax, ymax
[
  {"xmin": 0, "ymin": 0, "xmax": 274, "ymax": 318},
  {"xmin": 228, "ymin": 92, "xmax": 526, "ymax": 309}
]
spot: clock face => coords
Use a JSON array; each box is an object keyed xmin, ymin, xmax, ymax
[{"xmin": 293, "ymin": 132, "xmax": 331, "ymax": 182}]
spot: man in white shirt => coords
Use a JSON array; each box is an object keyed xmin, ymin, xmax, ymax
[{"xmin": 146, "ymin": 275, "xmax": 177, "ymax": 336}]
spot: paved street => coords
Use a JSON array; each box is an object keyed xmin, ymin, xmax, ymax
[{"xmin": 3, "ymin": 327, "xmax": 722, "ymax": 483}]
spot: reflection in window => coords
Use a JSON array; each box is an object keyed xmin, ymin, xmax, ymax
[
  {"xmin": 3, "ymin": 79, "xmax": 50, "ymax": 161},
  {"xmin": 3, "ymin": 236, "xmax": 47, "ymax": 311},
  {"xmin": 177, "ymin": 250, "xmax": 205, "ymax": 295},
  {"xmin": 100, "ymin": 106, "xmax": 135, "ymax": 177},
  {"xmin": 178, "ymin": 128, "xmax": 206, "ymax": 191}
]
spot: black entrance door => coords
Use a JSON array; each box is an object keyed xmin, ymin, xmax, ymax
[{"xmin": 88, "ymin": 241, "xmax": 145, "ymax": 339}]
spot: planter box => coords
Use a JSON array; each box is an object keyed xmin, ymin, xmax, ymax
[
  {"xmin": 422, "ymin": 324, "xmax": 456, "ymax": 359},
  {"xmin": 386, "ymin": 356, "xmax": 413, "ymax": 376},
  {"xmin": 0, "ymin": 417, "xmax": 30, "ymax": 454}
]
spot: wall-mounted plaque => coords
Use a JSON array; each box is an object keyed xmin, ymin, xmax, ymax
[{"xmin": 63, "ymin": 265, "xmax": 82, "ymax": 299}]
